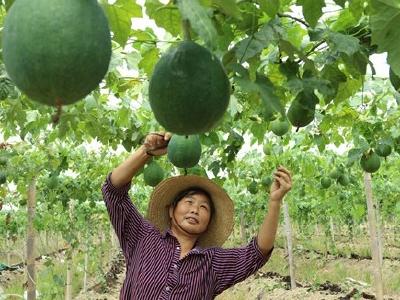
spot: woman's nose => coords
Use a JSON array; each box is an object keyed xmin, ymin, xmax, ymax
[{"xmin": 190, "ymin": 206, "xmax": 199, "ymax": 214}]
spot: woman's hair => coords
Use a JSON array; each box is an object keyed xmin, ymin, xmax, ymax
[{"xmin": 171, "ymin": 187, "xmax": 215, "ymax": 217}]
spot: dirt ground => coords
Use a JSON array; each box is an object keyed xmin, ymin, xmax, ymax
[
  {"xmin": 74, "ymin": 256, "xmax": 400, "ymax": 300},
  {"xmin": 2, "ymin": 247, "xmax": 399, "ymax": 300}
]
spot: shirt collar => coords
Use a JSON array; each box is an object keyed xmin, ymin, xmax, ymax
[{"xmin": 161, "ymin": 229, "xmax": 205, "ymax": 255}]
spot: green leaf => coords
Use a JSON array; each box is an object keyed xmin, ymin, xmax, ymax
[
  {"xmin": 145, "ymin": 1, "xmax": 182, "ymax": 36},
  {"xmin": 116, "ymin": 109, "xmax": 130, "ymax": 128},
  {"xmin": 250, "ymin": 122, "xmax": 267, "ymax": 143},
  {"xmin": 234, "ymin": 19, "xmax": 282, "ymax": 62},
  {"xmin": 349, "ymin": 0, "xmax": 365, "ymax": 20},
  {"xmin": 4, "ymin": 0, "xmax": 14, "ymax": 11},
  {"xmin": 258, "ymin": 0, "xmax": 280, "ymax": 18},
  {"xmin": 297, "ymin": 0, "xmax": 325, "ymax": 28},
  {"xmin": 313, "ymin": 134, "xmax": 328, "ymax": 152},
  {"xmin": 333, "ymin": 0, "xmax": 346, "ymax": 7},
  {"xmin": 213, "ymin": 0, "xmax": 242, "ymax": 19},
  {"xmin": 138, "ymin": 48, "xmax": 160, "ymax": 77},
  {"xmin": 327, "ymin": 32, "xmax": 360, "ymax": 56},
  {"xmin": 177, "ymin": 0, "xmax": 218, "ymax": 48},
  {"xmin": 347, "ymin": 148, "xmax": 364, "ymax": 165},
  {"xmin": 330, "ymin": 9, "xmax": 357, "ymax": 32},
  {"xmin": 321, "ymin": 64, "xmax": 347, "ymax": 90},
  {"xmin": 376, "ymin": 0, "xmax": 400, "ymax": 9},
  {"xmin": 342, "ymin": 51, "xmax": 369, "ymax": 76},
  {"xmin": 335, "ymin": 78, "xmax": 362, "ymax": 104},
  {"xmin": 102, "ymin": 0, "xmax": 142, "ymax": 47},
  {"xmin": 371, "ymin": 0, "xmax": 400, "ymax": 76},
  {"xmin": 256, "ymin": 75, "xmax": 285, "ymax": 116},
  {"xmin": 227, "ymin": 95, "xmax": 242, "ymax": 117}
]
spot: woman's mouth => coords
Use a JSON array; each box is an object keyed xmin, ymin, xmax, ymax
[{"xmin": 186, "ymin": 217, "xmax": 199, "ymax": 224}]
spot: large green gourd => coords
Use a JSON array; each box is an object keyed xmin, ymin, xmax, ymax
[
  {"xmin": 2, "ymin": 0, "xmax": 111, "ymax": 106},
  {"xmin": 167, "ymin": 135, "xmax": 202, "ymax": 169},
  {"xmin": 143, "ymin": 161, "xmax": 164, "ymax": 187},
  {"xmin": 149, "ymin": 41, "xmax": 230, "ymax": 135},
  {"xmin": 360, "ymin": 151, "xmax": 381, "ymax": 173}
]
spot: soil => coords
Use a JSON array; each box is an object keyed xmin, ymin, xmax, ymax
[
  {"xmin": 74, "ymin": 254, "xmax": 400, "ymax": 300},
  {"xmin": 1, "ymin": 247, "xmax": 399, "ymax": 300}
]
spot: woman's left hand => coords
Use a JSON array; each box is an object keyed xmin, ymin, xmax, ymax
[{"xmin": 270, "ymin": 166, "xmax": 292, "ymax": 202}]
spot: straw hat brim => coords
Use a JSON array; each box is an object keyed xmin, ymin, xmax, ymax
[{"xmin": 147, "ymin": 175, "xmax": 234, "ymax": 248}]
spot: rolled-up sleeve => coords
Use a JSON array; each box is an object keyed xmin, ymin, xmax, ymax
[
  {"xmin": 101, "ymin": 173, "xmax": 151, "ymax": 261},
  {"xmin": 212, "ymin": 237, "xmax": 273, "ymax": 295}
]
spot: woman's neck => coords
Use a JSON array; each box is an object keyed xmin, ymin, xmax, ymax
[{"xmin": 170, "ymin": 225, "xmax": 198, "ymax": 258}]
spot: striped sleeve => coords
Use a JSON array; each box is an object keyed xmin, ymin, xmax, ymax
[
  {"xmin": 101, "ymin": 173, "xmax": 150, "ymax": 261},
  {"xmin": 211, "ymin": 237, "xmax": 273, "ymax": 295}
]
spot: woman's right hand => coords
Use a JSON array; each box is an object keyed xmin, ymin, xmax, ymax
[{"xmin": 142, "ymin": 132, "xmax": 172, "ymax": 157}]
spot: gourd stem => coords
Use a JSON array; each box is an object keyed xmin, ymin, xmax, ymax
[
  {"xmin": 182, "ymin": 19, "xmax": 192, "ymax": 41},
  {"xmin": 52, "ymin": 98, "xmax": 63, "ymax": 124}
]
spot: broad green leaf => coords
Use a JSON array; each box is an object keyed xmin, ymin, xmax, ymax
[
  {"xmin": 342, "ymin": 51, "xmax": 368, "ymax": 76},
  {"xmin": 234, "ymin": 19, "xmax": 282, "ymax": 62},
  {"xmin": 279, "ymin": 60, "xmax": 299, "ymax": 80},
  {"xmin": 286, "ymin": 24, "xmax": 306, "ymax": 49},
  {"xmin": 256, "ymin": 75, "xmax": 285, "ymax": 116},
  {"xmin": 84, "ymin": 96, "xmax": 98, "ymax": 111},
  {"xmin": 145, "ymin": 1, "xmax": 182, "ymax": 36},
  {"xmin": 371, "ymin": 0, "xmax": 400, "ymax": 76},
  {"xmin": 347, "ymin": 148, "xmax": 364, "ymax": 165},
  {"xmin": 126, "ymin": 51, "xmax": 141, "ymax": 70},
  {"xmin": 321, "ymin": 64, "xmax": 347, "ymax": 90},
  {"xmin": 177, "ymin": 0, "xmax": 218, "ymax": 48},
  {"xmin": 250, "ymin": 122, "xmax": 268, "ymax": 143},
  {"xmin": 287, "ymin": 77, "xmax": 333, "ymax": 98},
  {"xmin": 377, "ymin": 0, "xmax": 400, "ymax": 8},
  {"xmin": 279, "ymin": 40, "xmax": 304, "ymax": 60},
  {"xmin": 227, "ymin": 95, "xmax": 242, "ymax": 117},
  {"xmin": 335, "ymin": 78, "xmax": 362, "ymax": 104},
  {"xmin": 313, "ymin": 134, "xmax": 328, "ymax": 152},
  {"xmin": 330, "ymin": 9, "xmax": 357, "ymax": 32},
  {"xmin": 234, "ymin": 76, "xmax": 259, "ymax": 93},
  {"xmin": 102, "ymin": 0, "xmax": 142, "ymax": 47},
  {"xmin": 213, "ymin": 0, "xmax": 242, "ymax": 19},
  {"xmin": 138, "ymin": 48, "xmax": 160, "ymax": 77},
  {"xmin": 116, "ymin": 109, "xmax": 130, "ymax": 128},
  {"xmin": 4, "ymin": 0, "xmax": 14, "ymax": 11},
  {"xmin": 348, "ymin": 0, "xmax": 365, "ymax": 20},
  {"xmin": 327, "ymin": 32, "xmax": 360, "ymax": 56},
  {"xmin": 297, "ymin": 0, "xmax": 325, "ymax": 28},
  {"xmin": 333, "ymin": 0, "xmax": 346, "ymax": 7},
  {"xmin": 258, "ymin": 0, "xmax": 280, "ymax": 18}
]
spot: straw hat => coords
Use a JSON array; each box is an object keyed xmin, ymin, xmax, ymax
[{"xmin": 147, "ymin": 175, "xmax": 234, "ymax": 248}]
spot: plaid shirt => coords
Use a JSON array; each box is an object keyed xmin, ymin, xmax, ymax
[{"xmin": 102, "ymin": 173, "xmax": 273, "ymax": 300}]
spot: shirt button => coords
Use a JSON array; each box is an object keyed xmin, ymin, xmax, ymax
[
  {"xmin": 173, "ymin": 264, "xmax": 178, "ymax": 269},
  {"xmin": 166, "ymin": 286, "xmax": 171, "ymax": 292},
  {"xmin": 176, "ymin": 246, "xmax": 180, "ymax": 250}
]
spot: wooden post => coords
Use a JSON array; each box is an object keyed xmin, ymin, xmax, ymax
[
  {"xmin": 7, "ymin": 236, "xmax": 11, "ymax": 266},
  {"xmin": 65, "ymin": 200, "xmax": 74, "ymax": 300},
  {"xmin": 283, "ymin": 201, "xmax": 296, "ymax": 289},
  {"xmin": 83, "ymin": 230, "xmax": 89, "ymax": 295},
  {"xmin": 27, "ymin": 178, "xmax": 37, "ymax": 300},
  {"xmin": 330, "ymin": 217, "xmax": 335, "ymax": 244},
  {"xmin": 65, "ymin": 255, "xmax": 72, "ymax": 300},
  {"xmin": 240, "ymin": 211, "xmax": 246, "ymax": 244},
  {"xmin": 110, "ymin": 223, "xmax": 115, "ymax": 263},
  {"xmin": 374, "ymin": 198, "xmax": 384, "ymax": 268},
  {"xmin": 363, "ymin": 172, "xmax": 384, "ymax": 300}
]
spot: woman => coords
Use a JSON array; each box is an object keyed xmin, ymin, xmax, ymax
[{"xmin": 102, "ymin": 132, "xmax": 292, "ymax": 299}]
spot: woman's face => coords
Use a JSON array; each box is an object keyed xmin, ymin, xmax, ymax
[{"xmin": 170, "ymin": 193, "xmax": 212, "ymax": 236}]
